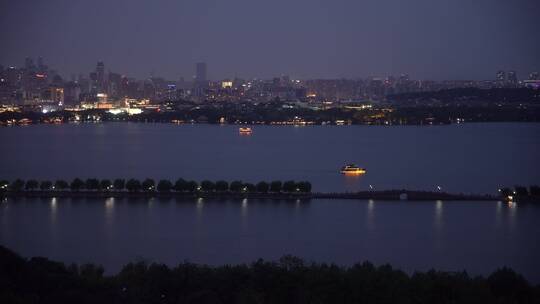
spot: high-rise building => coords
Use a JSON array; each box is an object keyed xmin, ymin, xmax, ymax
[
  {"xmin": 529, "ymin": 72, "xmax": 539, "ymax": 80},
  {"xmin": 195, "ymin": 62, "xmax": 207, "ymax": 83},
  {"xmin": 96, "ymin": 61, "xmax": 105, "ymax": 93},
  {"xmin": 507, "ymin": 71, "xmax": 517, "ymax": 84},
  {"xmin": 496, "ymin": 70, "xmax": 506, "ymax": 82}
]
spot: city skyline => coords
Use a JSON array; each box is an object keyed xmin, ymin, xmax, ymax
[
  {"xmin": 1, "ymin": 0, "xmax": 539, "ymax": 81},
  {"xmin": 3, "ymin": 56, "xmax": 539, "ymax": 83}
]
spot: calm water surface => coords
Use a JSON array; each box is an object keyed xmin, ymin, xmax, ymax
[
  {"xmin": 0, "ymin": 122, "xmax": 539, "ymax": 193},
  {"xmin": 1, "ymin": 197, "xmax": 539, "ymax": 282},
  {"xmin": 1, "ymin": 123, "xmax": 539, "ymax": 281}
]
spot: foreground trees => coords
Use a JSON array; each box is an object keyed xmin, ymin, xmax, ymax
[{"xmin": 0, "ymin": 245, "xmax": 538, "ymax": 304}]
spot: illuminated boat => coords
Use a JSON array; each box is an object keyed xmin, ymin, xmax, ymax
[
  {"xmin": 239, "ymin": 127, "xmax": 252, "ymax": 134},
  {"xmin": 340, "ymin": 164, "xmax": 366, "ymax": 174}
]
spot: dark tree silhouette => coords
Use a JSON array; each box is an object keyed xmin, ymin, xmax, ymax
[
  {"xmin": 113, "ymin": 179, "xmax": 125, "ymax": 191},
  {"xmin": 230, "ymin": 180, "xmax": 243, "ymax": 193},
  {"xmin": 100, "ymin": 179, "xmax": 112, "ymax": 190},
  {"xmin": 40, "ymin": 181, "xmax": 53, "ymax": 191},
  {"xmin": 70, "ymin": 178, "xmax": 85, "ymax": 191},
  {"xmin": 514, "ymin": 186, "xmax": 528, "ymax": 196},
  {"xmin": 488, "ymin": 267, "xmax": 532, "ymax": 303},
  {"xmin": 283, "ymin": 180, "xmax": 296, "ymax": 193},
  {"xmin": 243, "ymin": 183, "xmax": 256, "ymax": 193},
  {"xmin": 85, "ymin": 178, "xmax": 100, "ymax": 190},
  {"xmin": 54, "ymin": 180, "xmax": 68, "ymax": 190},
  {"xmin": 185, "ymin": 180, "xmax": 198, "ymax": 193},
  {"xmin": 530, "ymin": 185, "xmax": 540, "ymax": 196},
  {"xmin": 0, "ymin": 180, "xmax": 9, "ymax": 192},
  {"xmin": 125, "ymin": 179, "xmax": 141, "ymax": 192},
  {"xmin": 141, "ymin": 179, "xmax": 155, "ymax": 191},
  {"xmin": 499, "ymin": 188, "xmax": 512, "ymax": 197},
  {"xmin": 215, "ymin": 180, "xmax": 229, "ymax": 192},
  {"xmin": 270, "ymin": 181, "xmax": 282, "ymax": 193},
  {"xmin": 174, "ymin": 178, "xmax": 187, "ymax": 192},
  {"xmin": 256, "ymin": 181, "xmax": 269, "ymax": 193},
  {"xmin": 297, "ymin": 181, "xmax": 312, "ymax": 193},
  {"xmin": 157, "ymin": 180, "xmax": 173, "ymax": 192},
  {"xmin": 25, "ymin": 179, "xmax": 39, "ymax": 191},
  {"xmin": 201, "ymin": 180, "xmax": 215, "ymax": 192},
  {"xmin": 10, "ymin": 179, "xmax": 25, "ymax": 191},
  {"xmin": 1, "ymin": 245, "xmax": 538, "ymax": 304}
]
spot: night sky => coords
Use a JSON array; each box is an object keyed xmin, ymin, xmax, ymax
[{"xmin": 1, "ymin": 0, "xmax": 539, "ymax": 80}]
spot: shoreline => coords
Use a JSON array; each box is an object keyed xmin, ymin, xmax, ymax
[{"xmin": 1, "ymin": 189, "xmax": 505, "ymax": 201}]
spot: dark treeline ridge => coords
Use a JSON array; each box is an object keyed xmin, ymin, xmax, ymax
[
  {"xmin": 1, "ymin": 246, "xmax": 539, "ymax": 304},
  {"xmin": 388, "ymin": 87, "xmax": 540, "ymax": 105},
  {"xmin": 0, "ymin": 178, "xmax": 312, "ymax": 194}
]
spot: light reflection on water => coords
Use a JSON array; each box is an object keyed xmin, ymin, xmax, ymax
[{"xmin": 1, "ymin": 197, "xmax": 539, "ymax": 283}]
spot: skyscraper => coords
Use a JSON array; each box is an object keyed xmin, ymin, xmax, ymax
[
  {"xmin": 496, "ymin": 70, "xmax": 506, "ymax": 82},
  {"xmin": 195, "ymin": 62, "xmax": 207, "ymax": 83},
  {"xmin": 507, "ymin": 71, "xmax": 517, "ymax": 84},
  {"xmin": 96, "ymin": 61, "xmax": 105, "ymax": 93}
]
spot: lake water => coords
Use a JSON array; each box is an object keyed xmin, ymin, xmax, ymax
[
  {"xmin": 1, "ymin": 197, "xmax": 540, "ymax": 282},
  {"xmin": 1, "ymin": 123, "xmax": 540, "ymax": 281},
  {"xmin": 0, "ymin": 122, "xmax": 539, "ymax": 193}
]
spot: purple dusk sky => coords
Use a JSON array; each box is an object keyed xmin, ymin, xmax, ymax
[{"xmin": 1, "ymin": 0, "xmax": 539, "ymax": 81}]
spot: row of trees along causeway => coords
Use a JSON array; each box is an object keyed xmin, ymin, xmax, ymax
[
  {"xmin": 0, "ymin": 178, "xmax": 312, "ymax": 194},
  {"xmin": 499, "ymin": 185, "xmax": 540, "ymax": 202}
]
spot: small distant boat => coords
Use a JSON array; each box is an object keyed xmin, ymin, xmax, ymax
[
  {"xmin": 341, "ymin": 164, "xmax": 366, "ymax": 174},
  {"xmin": 239, "ymin": 127, "xmax": 252, "ymax": 135}
]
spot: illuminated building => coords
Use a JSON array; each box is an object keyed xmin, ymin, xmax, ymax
[
  {"xmin": 221, "ymin": 80, "xmax": 233, "ymax": 89},
  {"xmin": 97, "ymin": 93, "xmax": 108, "ymax": 103},
  {"xmin": 49, "ymin": 87, "xmax": 64, "ymax": 105}
]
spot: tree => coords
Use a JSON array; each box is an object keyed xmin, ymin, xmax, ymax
[
  {"xmin": 157, "ymin": 180, "xmax": 173, "ymax": 192},
  {"xmin": 40, "ymin": 181, "xmax": 53, "ymax": 191},
  {"xmin": 256, "ymin": 182, "xmax": 269, "ymax": 193},
  {"xmin": 296, "ymin": 181, "xmax": 312, "ymax": 193},
  {"xmin": 283, "ymin": 180, "xmax": 296, "ymax": 193},
  {"xmin": 185, "ymin": 181, "xmax": 198, "ymax": 193},
  {"xmin": 215, "ymin": 180, "xmax": 229, "ymax": 192},
  {"xmin": 142, "ymin": 179, "xmax": 155, "ymax": 191},
  {"xmin": 243, "ymin": 183, "xmax": 256, "ymax": 193},
  {"xmin": 25, "ymin": 180, "xmax": 39, "ymax": 191},
  {"xmin": 70, "ymin": 178, "xmax": 85, "ymax": 191},
  {"xmin": 100, "ymin": 179, "xmax": 112, "ymax": 190},
  {"xmin": 530, "ymin": 185, "xmax": 540, "ymax": 196},
  {"xmin": 230, "ymin": 180, "xmax": 243, "ymax": 193},
  {"xmin": 126, "ymin": 179, "xmax": 141, "ymax": 192},
  {"xmin": 270, "ymin": 181, "xmax": 282, "ymax": 193},
  {"xmin": 514, "ymin": 186, "xmax": 528, "ymax": 196},
  {"xmin": 201, "ymin": 180, "xmax": 215, "ymax": 192},
  {"xmin": 174, "ymin": 178, "xmax": 187, "ymax": 192},
  {"xmin": 0, "ymin": 180, "xmax": 9, "ymax": 192},
  {"xmin": 113, "ymin": 179, "xmax": 125, "ymax": 191},
  {"xmin": 499, "ymin": 188, "xmax": 512, "ymax": 197},
  {"xmin": 10, "ymin": 179, "xmax": 25, "ymax": 191},
  {"xmin": 54, "ymin": 180, "xmax": 68, "ymax": 190},
  {"xmin": 85, "ymin": 178, "xmax": 100, "ymax": 190}
]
